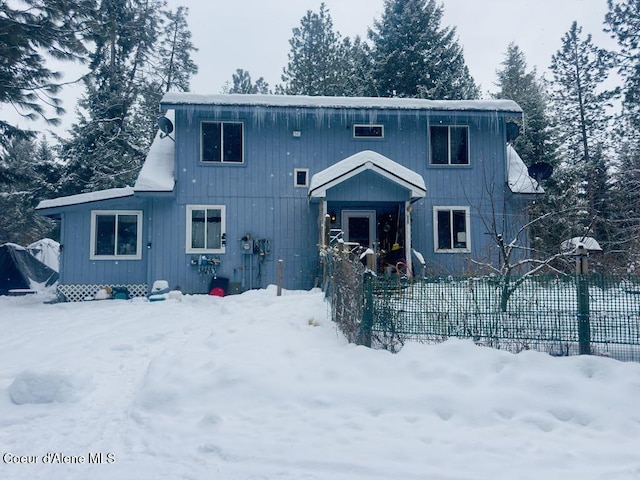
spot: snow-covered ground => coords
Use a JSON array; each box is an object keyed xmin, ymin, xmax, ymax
[{"xmin": 1, "ymin": 287, "xmax": 640, "ymax": 480}]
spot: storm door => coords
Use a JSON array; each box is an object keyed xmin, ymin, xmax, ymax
[{"xmin": 341, "ymin": 210, "xmax": 376, "ymax": 249}]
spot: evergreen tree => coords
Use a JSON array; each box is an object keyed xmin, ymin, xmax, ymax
[
  {"xmin": 492, "ymin": 43, "xmax": 563, "ymax": 258},
  {"xmin": 368, "ymin": 0, "xmax": 479, "ymax": 99},
  {"xmin": 135, "ymin": 6, "xmax": 198, "ymax": 143},
  {"xmin": 280, "ymin": 3, "xmax": 357, "ymax": 96},
  {"xmin": 338, "ymin": 36, "xmax": 375, "ymax": 97},
  {"xmin": 605, "ymin": 0, "xmax": 640, "ymax": 130},
  {"xmin": 548, "ymin": 21, "xmax": 617, "ymax": 250},
  {"xmin": 57, "ymin": 0, "xmax": 197, "ymax": 195},
  {"xmin": 0, "ymin": 137, "xmax": 59, "ymax": 243},
  {"xmin": 0, "ymin": 0, "xmax": 93, "ymax": 152},
  {"xmin": 228, "ymin": 69, "xmax": 270, "ymax": 94},
  {"xmin": 493, "ymin": 43, "xmax": 554, "ymax": 166}
]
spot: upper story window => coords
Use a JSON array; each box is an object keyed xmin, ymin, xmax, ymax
[
  {"xmin": 353, "ymin": 124, "xmax": 384, "ymax": 138},
  {"xmin": 433, "ymin": 206, "xmax": 470, "ymax": 253},
  {"xmin": 430, "ymin": 125, "xmax": 469, "ymax": 165},
  {"xmin": 186, "ymin": 205, "xmax": 226, "ymax": 254},
  {"xmin": 90, "ymin": 210, "xmax": 142, "ymax": 260},
  {"xmin": 201, "ymin": 121, "xmax": 243, "ymax": 163}
]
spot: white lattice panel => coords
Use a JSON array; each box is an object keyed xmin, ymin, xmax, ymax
[{"xmin": 57, "ymin": 284, "xmax": 148, "ymax": 302}]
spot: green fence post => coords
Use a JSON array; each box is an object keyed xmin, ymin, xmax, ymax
[
  {"xmin": 575, "ymin": 245, "xmax": 591, "ymax": 355},
  {"xmin": 361, "ymin": 271, "xmax": 374, "ymax": 348}
]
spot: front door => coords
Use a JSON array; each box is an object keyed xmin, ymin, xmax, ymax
[{"xmin": 342, "ymin": 210, "xmax": 376, "ymax": 249}]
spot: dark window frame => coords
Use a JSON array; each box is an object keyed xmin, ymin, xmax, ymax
[
  {"xmin": 353, "ymin": 124, "xmax": 384, "ymax": 139},
  {"xmin": 429, "ymin": 125, "xmax": 470, "ymax": 165},
  {"xmin": 201, "ymin": 121, "xmax": 244, "ymax": 164}
]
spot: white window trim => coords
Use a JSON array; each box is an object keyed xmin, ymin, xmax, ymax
[
  {"xmin": 429, "ymin": 125, "xmax": 470, "ymax": 165},
  {"xmin": 294, "ymin": 168, "xmax": 309, "ymax": 187},
  {"xmin": 200, "ymin": 121, "xmax": 245, "ymax": 164},
  {"xmin": 90, "ymin": 210, "xmax": 143, "ymax": 260},
  {"xmin": 433, "ymin": 206, "xmax": 471, "ymax": 253},
  {"xmin": 353, "ymin": 124, "xmax": 384, "ymax": 138},
  {"xmin": 186, "ymin": 205, "xmax": 226, "ymax": 254}
]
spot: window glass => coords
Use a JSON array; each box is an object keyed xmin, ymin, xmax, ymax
[
  {"xmin": 452, "ymin": 210, "xmax": 467, "ymax": 248},
  {"xmin": 222, "ymin": 123, "xmax": 243, "ymax": 162},
  {"xmin": 95, "ymin": 214, "xmax": 116, "ymax": 256},
  {"xmin": 202, "ymin": 122, "xmax": 243, "ymax": 163},
  {"xmin": 435, "ymin": 207, "xmax": 469, "ymax": 252},
  {"xmin": 353, "ymin": 125, "xmax": 384, "ymax": 138},
  {"xmin": 295, "ymin": 168, "xmax": 308, "ymax": 187},
  {"xmin": 450, "ymin": 127, "xmax": 469, "ymax": 165},
  {"xmin": 117, "ymin": 214, "xmax": 139, "ymax": 255},
  {"xmin": 202, "ymin": 123, "xmax": 221, "ymax": 162},
  {"xmin": 187, "ymin": 205, "xmax": 225, "ymax": 253},
  {"xmin": 430, "ymin": 125, "xmax": 469, "ymax": 165},
  {"xmin": 430, "ymin": 126, "xmax": 449, "ymax": 165},
  {"xmin": 206, "ymin": 209, "xmax": 222, "ymax": 249},
  {"xmin": 437, "ymin": 210, "xmax": 451, "ymax": 250},
  {"xmin": 191, "ymin": 209, "xmax": 206, "ymax": 249},
  {"xmin": 91, "ymin": 211, "xmax": 141, "ymax": 259}
]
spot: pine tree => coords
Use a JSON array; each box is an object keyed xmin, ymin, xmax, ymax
[
  {"xmin": 228, "ymin": 69, "xmax": 270, "ymax": 94},
  {"xmin": 548, "ymin": 21, "xmax": 617, "ymax": 251},
  {"xmin": 368, "ymin": 0, "xmax": 479, "ymax": 99},
  {"xmin": 57, "ymin": 0, "xmax": 197, "ymax": 195},
  {"xmin": 493, "ymin": 43, "xmax": 554, "ymax": 166},
  {"xmin": 0, "ymin": 137, "xmax": 59, "ymax": 243},
  {"xmin": 605, "ymin": 0, "xmax": 640, "ymax": 130},
  {"xmin": 0, "ymin": 0, "xmax": 93, "ymax": 152},
  {"xmin": 280, "ymin": 3, "xmax": 353, "ymax": 96}
]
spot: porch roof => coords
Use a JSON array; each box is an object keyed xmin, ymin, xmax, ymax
[{"xmin": 308, "ymin": 150, "xmax": 427, "ymax": 201}]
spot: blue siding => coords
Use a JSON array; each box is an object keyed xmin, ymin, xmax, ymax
[
  {"xmin": 58, "ymin": 197, "xmax": 148, "ymax": 286},
  {"xmin": 48, "ymin": 100, "xmax": 528, "ymax": 294}
]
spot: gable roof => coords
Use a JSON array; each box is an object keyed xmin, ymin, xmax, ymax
[
  {"xmin": 507, "ymin": 145, "xmax": 544, "ymax": 194},
  {"xmin": 162, "ymin": 93, "xmax": 523, "ymax": 114},
  {"xmin": 309, "ymin": 150, "xmax": 427, "ymax": 200}
]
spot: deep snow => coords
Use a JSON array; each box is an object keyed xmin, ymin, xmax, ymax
[{"xmin": 1, "ymin": 287, "xmax": 640, "ymax": 480}]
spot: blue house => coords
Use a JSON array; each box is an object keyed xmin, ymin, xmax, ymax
[{"xmin": 37, "ymin": 94, "xmax": 541, "ymax": 300}]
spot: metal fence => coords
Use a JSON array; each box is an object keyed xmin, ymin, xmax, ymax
[{"xmin": 324, "ymin": 250, "xmax": 640, "ymax": 362}]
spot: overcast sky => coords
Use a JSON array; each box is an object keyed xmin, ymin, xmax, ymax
[
  {"xmin": 3, "ymin": 0, "xmax": 616, "ymax": 138},
  {"xmin": 183, "ymin": 0, "xmax": 614, "ymax": 95}
]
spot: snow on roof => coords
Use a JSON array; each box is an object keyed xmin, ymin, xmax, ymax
[
  {"xmin": 36, "ymin": 187, "xmax": 135, "ymax": 211},
  {"xmin": 507, "ymin": 145, "xmax": 544, "ymax": 195},
  {"xmin": 162, "ymin": 93, "xmax": 523, "ymax": 113},
  {"xmin": 309, "ymin": 150, "xmax": 427, "ymax": 199},
  {"xmin": 134, "ymin": 110, "xmax": 175, "ymax": 192}
]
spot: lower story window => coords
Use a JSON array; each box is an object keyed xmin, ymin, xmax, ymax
[
  {"xmin": 90, "ymin": 210, "xmax": 143, "ymax": 259},
  {"xmin": 186, "ymin": 205, "xmax": 226, "ymax": 253},
  {"xmin": 433, "ymin": 206, "xmax": 470, "ymax": 252}
]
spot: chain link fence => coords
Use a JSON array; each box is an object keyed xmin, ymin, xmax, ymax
[{"xmin": 323, "ymin": 249, "xmax": 640, "ymax": 362}]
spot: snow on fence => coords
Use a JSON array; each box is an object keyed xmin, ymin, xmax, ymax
[{"xmin": 323, "ymin": 250, "xmax": 640, "ymax": 362}]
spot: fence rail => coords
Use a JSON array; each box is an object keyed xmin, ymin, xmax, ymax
[{"xmin": 323, "ymin": 249, "xmax": 640, "ymax": 362}]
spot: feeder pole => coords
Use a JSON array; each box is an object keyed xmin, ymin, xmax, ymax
[{"xmin": 575, "ymin": 244, "xmax": 591, "ymax": 355}]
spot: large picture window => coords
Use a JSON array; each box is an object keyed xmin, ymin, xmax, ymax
[
  {"xmin": 186, "ymin": 205, "xmax": 226, "ymax": 253},
  {"xmin": 201, "ymin": 121, "xmax": 243, "ymax": 163},
  {"xmin": 430, "ymin": 125, "xmax": 469, "ymax": 165},
  {"xmin": 433, "ymin": 206, "xmax": 470, "ymax": 252},
  {"xmin": 90, "ymin": 211, "xmax": 142, "ymax": 259}
]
